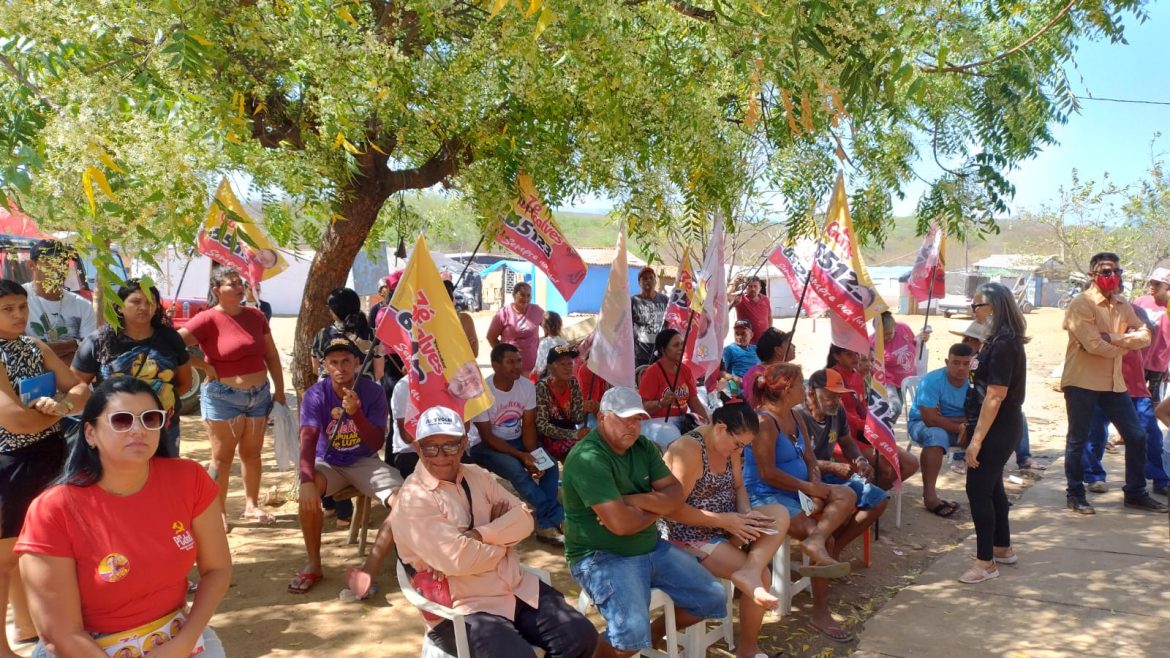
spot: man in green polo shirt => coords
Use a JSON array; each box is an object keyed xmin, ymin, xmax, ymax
[{"xmin": 562, "ymin": 387, "xmax": 726, "ymax": 658}]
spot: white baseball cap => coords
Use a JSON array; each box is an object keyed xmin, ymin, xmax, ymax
[
  {"xmin": 1149, "ymin": 267, "xmax": 1170, "ymax": 285},
  {"xmin": 599, "ymin": 387, "xmax": 650, "ymax": 419},
  {"xmin": 414, "ymin": 406, "xmax": 466, "ymax": 441}
]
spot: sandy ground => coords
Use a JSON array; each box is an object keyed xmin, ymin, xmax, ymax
[{"xmin": 8, "ymin": 307, "xmax": 1075, "ymax": 657}]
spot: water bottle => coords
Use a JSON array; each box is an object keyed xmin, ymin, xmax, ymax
[{"xmin": 181, "ymin": 301, "xmax": 190, "ymax": 318}]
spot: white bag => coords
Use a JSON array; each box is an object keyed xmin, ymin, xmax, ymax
[{"xmin": 271, "ymin": 401, "xmax": 299, "ymax": 472}]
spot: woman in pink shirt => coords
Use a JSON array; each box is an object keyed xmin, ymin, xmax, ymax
[
  {"xmin": 870, "ymin": 311, "xmax": 930, "ymax": 420},
  {"xmin": 179, "ymin": 265, "xmax": 286, "ymax": 528},
  {"xmin": 486, "ymin": 282, "xmax": 544, "ymax": 375}
]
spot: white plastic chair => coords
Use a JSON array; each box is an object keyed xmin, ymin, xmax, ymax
[
  {"xmin": 682, "ymin": 578, "xmax": 735, "ymax": 656},
  {"xmin": 769, "ymin": 538, "xmax": 811, "ymax": 616},
  {"xmin": 396, "ymin": 561, "xmax": 550, "ymax": 658},
  {"xmin": 577, "ymin": 587, "xmax": 684, "ymax": 658}
]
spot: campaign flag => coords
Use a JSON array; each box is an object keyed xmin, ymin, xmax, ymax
[
  {"xmin": 692, "ymin": 217, "xmax": 728, "ymax": 381},
  {"xmin": 496, "ymin": 174, "xmax": 588, "ymax": 299},
  {"xmin": 809, "ymin": 172, "xmax": 887, "ymax": 355},
  {"xmin": 906, "ymin": 222, "xmax": 947, "ymax": 303},
  {"xmin": 664, "ymin": 248, "xmax": 703, "ymax": 365},
  {"xmin": 768, "ymin": 242, "xmax": 829, "ymax": 317},
  {"xmin": 196, "ymin": 178, "xmax": 288, "ymax": 285},
  {"xmin": 588, "ymin": 227, "xmax": 637, "ymax": 389},
  {"xmin": 377, "ymin": 235, "xmax": 493, "ymax": 432},
  {"xmin": 866, "ymin": 322, "xmax": 903, "ymax": 487}
]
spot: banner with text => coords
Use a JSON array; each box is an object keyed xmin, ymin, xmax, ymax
[
  {"xmin": 496, "ymin": 174, "xmax": 588, "ymax": 300},
  {"xmin": 906, "ymin": 222, "xmax": 946, "ymax": 303},
  {"xmin": 377, "ymin": 235, "xmax": 493, "ymax": 432},
  {"xmin": 866, "ymin": 323, "xmax": 902, "ymax": 487},
  {"xmin": 769, "ymin": 242, "xmax": 830, "ymax": 317},
  {"xmin": 196, "ymin": 178, "xmax": 288, "ymax": 285},
  {"xmin": 664, "ymin": 248, "xmax": 703, "ymax": 366}
]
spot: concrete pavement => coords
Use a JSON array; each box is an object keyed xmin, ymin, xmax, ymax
[{"xmin": 854, "ymin": 450, "xmax": 1170, "ymax": 658}]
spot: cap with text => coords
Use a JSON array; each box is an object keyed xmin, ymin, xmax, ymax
[
  {"xmin": 599, "ymin": 387, "xmax": 650, "ymax": 419},
  {"xmin": 808, "ymin": 368, "xmax": 853, "ymax": 394},
  {"xmin": 414, "ymin": 406, "xmax": 466, "ymax": 442},
  {"xmin": 321, "ymin": 336, "xmax": 364, "ymax": 359}
]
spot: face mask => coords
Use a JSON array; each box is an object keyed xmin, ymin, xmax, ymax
[{"xmin": 1095, "ymin": 274, "xmax": 1121, "ymax": 295}]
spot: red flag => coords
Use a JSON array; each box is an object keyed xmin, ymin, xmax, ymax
[
  {"xmin": 496, "ymin": 174, "xmax": 588, "ymax": 299},
  {"xmin": 906, "ymin": 223, "xmax": 946, "ymax": 303},
  {"xmin": 768, "ymin": 243, "xmax": 829, "ymax": 317},
  {"xmin": 865, "ymin": 326, "xmax": 902, "ymax": 486}
]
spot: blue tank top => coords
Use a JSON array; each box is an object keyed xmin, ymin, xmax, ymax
[{"xmin": 743, "ymin": 411, "xmax": 808, "ymax": 499}]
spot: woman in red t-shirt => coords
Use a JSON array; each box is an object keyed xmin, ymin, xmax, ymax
[
  {"xmin": 179, "ymin": 265, "xmax": 286, "ymax": 527},
  {"xmin": 16, "ymin": 377, "xmax": 230, "ymax": 658},
  {"xmin": 639, "ymin": 329, "xmax": 710, "ymax": 435}
]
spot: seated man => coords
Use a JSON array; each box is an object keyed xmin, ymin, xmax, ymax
[
  {"xmin": 907, "ymin": 342, "xmax": 976, "ymax": 517},
  {"xmin": 721, "ymin": 320, "xmax": 761, "ymax": 386},
  {"xmin": 391, "ymin": 406, "xmax": 598, "ymax": 658},
  {"xmin": 469, "ymin": 343, "xmax": 565, "ymax": 545},
  {"xmin": 795, "ymin": 368, "xmax": 890, "ymax": 538},
  {"xmin": 563, "ymin": 387, "xmax": 727, "ymax": 658},
  {"xmin": 289, "ymin": 337, "xmax": 403, "ymax": 594}
]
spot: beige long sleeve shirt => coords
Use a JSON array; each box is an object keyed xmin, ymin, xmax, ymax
[
  {"xmin": 390, "ymin": 463, "xmax": 538, "ymax": 621},
  {"xmin": 1062, "ymin": 286, "xmax": 1151, "ymax": 393}
]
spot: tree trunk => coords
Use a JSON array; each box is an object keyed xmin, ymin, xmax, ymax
[{"xmin": 290, "ymin": 190, "xmax": 390, "ymax": 393}]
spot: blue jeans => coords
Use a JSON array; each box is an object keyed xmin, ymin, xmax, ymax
[
  {"xmin": 1083, "ymin": 397, "xmax": 1169, "ymax": 488},
  {"xmin": 470, "ymin": 439, "xmax": 563, "ymax": 530},
  {"xmin": 1015, "ymin": 413, "xmax": 1032, "ymax": 466},
  {"xmin": 570, "ymin": 539, "xmax": 726, "ymax": 652},
  {"xmin": 1064, "ymin": 387, "xmax": 1149, "ymax": 498}
]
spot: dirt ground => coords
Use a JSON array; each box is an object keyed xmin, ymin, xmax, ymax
[{"xmin": 9, "ymin": 307, "xmax": 1075, "ymax": 658}]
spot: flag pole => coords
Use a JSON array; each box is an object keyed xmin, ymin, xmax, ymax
[
  {"xmin": 663, "ymin": 309, "xmax": 696, "ymax": 425},
  {"xmin": 788, "ymin": 264, "xmax": 816, "ymax": 340},
  {"xmin": 454, "ymin": 234, "xmax": 486, "ymax": 288},
  {"xmin": 919, "ymin": 264, "xmax": 937, "ymax": 359}
]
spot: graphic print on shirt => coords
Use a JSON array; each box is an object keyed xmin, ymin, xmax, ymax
[
  {"xmin": 97, "ymin": 552, "xmax": 130, "ymax": 583},
  {"xmin": 171, "ymin": 520, "xmax": 195, "ymax": 552},
  {"xmin": 104, "ymin": 347, "xmax": 181, "ymax": 414},
  {"xmin": 326, "ymin": 406, "xmax": 363, "ymax": 454},
  {"xmin": 493, "ymin": 404, "xmax": 525, "ymax": 438}
]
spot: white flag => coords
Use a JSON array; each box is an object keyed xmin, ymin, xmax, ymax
[
  {"xmin": 692, "ymin": 216, "xmax": 728, "ymax": 381},
  {"xmin": 588, "ymin": 227, "xmax": 637, "ymax": 389}
]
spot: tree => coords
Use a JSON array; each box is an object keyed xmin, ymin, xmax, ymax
[{"xmin": 0, "ymin": 0, "xmax": 1149, "ymax": 388}]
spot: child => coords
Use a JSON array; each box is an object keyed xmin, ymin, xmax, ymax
[{"xmin": 533, "ymin": 311, "xmax": 568, "ymax": 378}]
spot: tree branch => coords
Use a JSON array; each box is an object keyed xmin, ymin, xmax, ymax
[
  {"xmin": 0, "ymin": 53, "xmax": 61, "ymax": 113},
  {"xmin": 390, "ymin": 136, "xmax": 471, "ymax": 192},
  {"xmin": 622, "ymin": 0, "xmax": 716, "ymax": 22},
  {"xmin": 921, "ymin": 0, "xmax": 1076, "ymax": 74}
]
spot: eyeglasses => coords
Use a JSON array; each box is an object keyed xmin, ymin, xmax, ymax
[
  {"xmin": 105, "ymin": 410, "xmax": 167, "ymax": 432},
  {"xmin": 1095, "ymin": 268, "xmax": 1123, "ymax": 277},
  {"xmin": 418, "ymin": 441, "xmax": 463, "ymax": 457},
  {"xmin": 970, "ymin": 303, "xmax": 989, "ymax": 311}
]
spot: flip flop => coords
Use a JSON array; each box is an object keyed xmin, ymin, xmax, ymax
[
  {"xmin": 287, "ymin": 571, "xmax": 323, "ymax": 594},
  {"xmin": 926, "ymin": 500, "xmax": 960, "ymax": 517},
  {"xmin": 345, "ymin": 567, "xmax": 375, "ymax": 599},
  {"xmin": 806, "ymin": 621, "xmax": 855, "ymax": 643},
  {"xmin": 797, "ymin": 561, "xmax": 851, "ymax": 579},
  {"xmin": 242, "ymin": 508, "xmax": 277, "ymax": 524}
]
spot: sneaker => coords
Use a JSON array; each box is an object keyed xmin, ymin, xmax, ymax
[
  {"xmin": 534, "ymin": 527, "xmax": 564, "ymax": 546},
  {"xmin": 958, "ymin": 563, "xmax": 1000, "ymax": 584},
  {"xmin": 950, "ymin": 461, "xmax": 967, "ymax": 475},
  {"xmin": 1086, "ymin": 481, "xmax": 1108, "ymax": 494},
  {"xmin": 1067, "ymin": 495, "xmax": 1096, "ymax": 515},
  {"xmin": 1123, "ymin": 495, "xmax": 1169, "ymax": 512}
]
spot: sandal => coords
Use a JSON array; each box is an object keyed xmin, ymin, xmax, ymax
[
  {"xmin": 287, "ymin": 570, "xmax": 323, "ymax": 594},
  {"xmin": 242, "ymin": 508, "xmax": 277, "ymax": 524},
  {"xmin": 1019, "ymin": 460, "xmax": 1047, "ymax": 471},
  {"xmin": 958, "ymin": 564, "xmax": 999, "ymax": 584},
  {"xmin": 797, "ymin": 561, "xmax": 851, "ymax": 579},
  {"xmin": 806, "ymin": 621, "xmax": 855, "ymax": 643},
  {"xmin": 345, "ymin": 567, "xmax": 375, "ymax": 599},
  {"xmin": 926, "ymin": 500, "xmax": 960, "ymax": 517}
]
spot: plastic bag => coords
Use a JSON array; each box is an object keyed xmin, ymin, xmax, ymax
[{"xmin": 271, "ymin": 401, "xmax": 298, "ymax": 471}]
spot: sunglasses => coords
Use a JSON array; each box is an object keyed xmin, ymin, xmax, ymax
[
  {"xmin": 418, "ymin": 442, "xmax": 463, "ymax": 457},
  {"xmin": 970, "ymin": 303, "xmax": 989, "ymax": 311},
  {"xmin": 1095, "ymin": 268, "xmax": 1123, "ymax": 277},
  {"xmin": 105, "ymin": 410, "xmax": 167, "ymax": 432}
]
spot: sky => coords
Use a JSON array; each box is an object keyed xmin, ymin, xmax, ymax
[{"xmin": 560, "ymin": 3, "xmax": 1170, "ymax": 219}]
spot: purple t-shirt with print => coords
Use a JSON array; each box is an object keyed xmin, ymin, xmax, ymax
[{"xmin": 300, "ymin": 377, "xmax": 388, "ymax": 466}]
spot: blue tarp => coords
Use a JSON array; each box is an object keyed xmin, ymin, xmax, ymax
[{"xmin": 481, "ymin": 260, "xmax": 643, "ymax": 316}]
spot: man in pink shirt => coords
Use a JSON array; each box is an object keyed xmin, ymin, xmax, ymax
[
  {"xmin": 729, "ymin": 276, "xmax": 771, "ymax": 343},
  {"xmin": 1132, "ymin": 267, "xmax": 1170, "ymax": 402},
  {"xmin": 390, "ymin": 406, "xmax": 597, "ymax": 658}
]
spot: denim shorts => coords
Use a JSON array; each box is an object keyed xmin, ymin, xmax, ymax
[
  {"xmin": 569, "ymin": 539, "xmax": 726, "ymax": 651},
  {"xmin": 201, "ymin": 380, "xmax": 272, "ymax": 421},
  {"xmin": 749, "ymin": 491, "xmax": 805, "ymax": 519},
  {"xmin": 823, "ymin": 472, "xmax": 889, "ymax": 510},
  {"xmin": 907, "ymin": 419, "xmax": 959, "ymax": 450}
]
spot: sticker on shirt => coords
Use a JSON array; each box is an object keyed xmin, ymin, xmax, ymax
[
  {"xmin": 97, "ymin": 552, "xmax": 130, "ymax": 583},
  {"xmin": 326, "ymin": 407, "xmax": 363, "ymax": 452},
  {"xmin": 171, "ymin": 520, "xmax": 195, "ymax": 552}
]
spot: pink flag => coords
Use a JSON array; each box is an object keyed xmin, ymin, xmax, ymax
[
  {"xmin": 496, "ymin": 174, "xmax": 588, "ymax": 299},
  {"xmin": 906, "ymin": 223, "xmax": 946, "ymax": 303},
  {"xmin": 768, "ymin": 244, "xmax": 829, "ymax": 317},
  {"xmin": 865, "ymin": 325, "xmax": 902, "ymax": 486}
]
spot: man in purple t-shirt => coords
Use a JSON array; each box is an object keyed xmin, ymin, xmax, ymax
[{"xmin": 289, "ymin": 337, "xmax": 402, "ymax": 594}]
